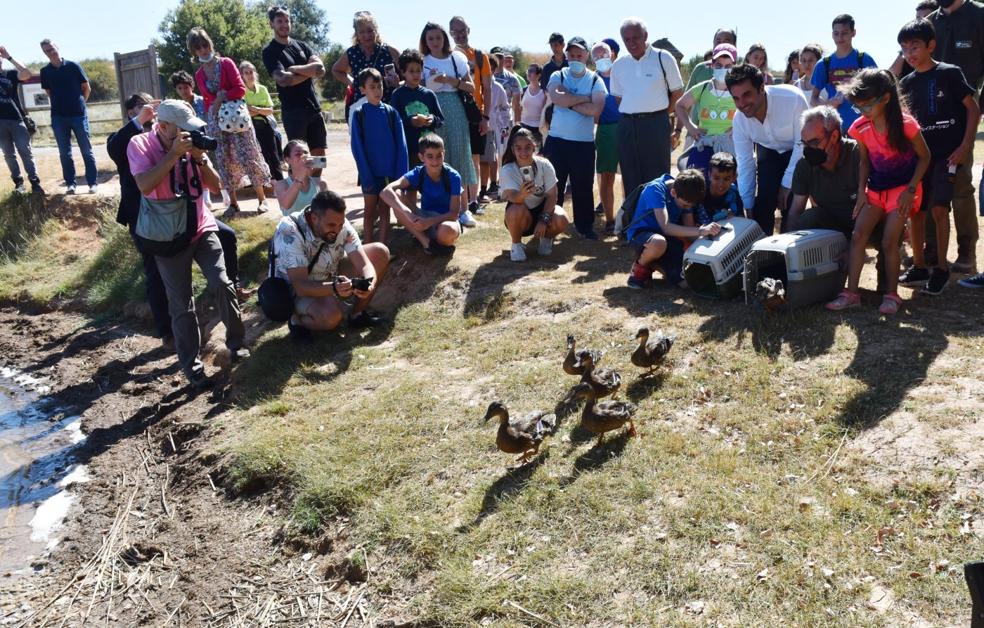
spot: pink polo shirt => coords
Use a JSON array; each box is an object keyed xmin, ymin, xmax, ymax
[{"xmin": 126, "ymin": 125, "xmax": 217, "ymax": 242}]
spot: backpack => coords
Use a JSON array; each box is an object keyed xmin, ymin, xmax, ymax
[
  {"xmin": 414, "ymin": 164, "xmax": 452, "ymax": 194},
  {"xmin": 258, "ymin": 214, "xmax": 326, "ymax": 322},
  {"xmin": 614, "ymin": 183, "xmax": 649, "ymax": 240},
  {"xmin": 544, "ymin": 69, "xmax": 600, "ymax": 128},
  {"xmin": 354, "ymin": 103, "xmax": 400, "ymax": 148},
  {"xmin": 823, "ymin": 50, "xmax": 865, "ymax": 90}
]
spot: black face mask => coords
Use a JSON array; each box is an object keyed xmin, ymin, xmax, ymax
[
  {"xmin": 938, "ymin": 0, "xmax": 956, "ymax": 8},
  {"xmin": 803, "ymin": 145, "xmax": 828, "ymax": 167}
]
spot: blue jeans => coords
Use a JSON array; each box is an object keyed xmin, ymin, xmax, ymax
[
  {"xmin": 0, "ymin": 119, "xmax": 39, "ymax": 185},
  {"xmin": 51, "ymin": 114, "xmax": 97, "ymax": 186}
]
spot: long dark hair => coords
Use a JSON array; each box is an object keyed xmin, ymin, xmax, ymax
[
  {"xmin": 843, "ymin": 68, "xmax": 910, "ymax": 153},
  {"xmin": 418, "ymin": 22, "xmax": 451, "ymax": 57},
  {"xmin": 500, "ymin": 125, "xmax": 538, "ymax": 167}
]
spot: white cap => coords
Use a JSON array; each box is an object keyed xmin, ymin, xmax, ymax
[{"xmin": 156, "ymin": 99, "xmax": 206, "ymax": 131}]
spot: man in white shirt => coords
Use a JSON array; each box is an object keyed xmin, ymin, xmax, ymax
[
  {"xmin": 610, "ymin": 17, "xmax": 684, "ymax": 195},
  {"xmin": 727, "ymin": 63, "xmax": 809, "ymax": 234}
]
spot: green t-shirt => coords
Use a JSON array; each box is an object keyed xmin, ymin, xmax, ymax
[
  {"xmin": 244, "ymin": 83, "xmax": 274, "ymax": 118},
  {"xmin": 688, "ymin": 81, "xmax": 736, "ymax": 136}
]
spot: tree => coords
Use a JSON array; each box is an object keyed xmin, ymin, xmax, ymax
[
  {"xmin": 257, "ymin": 0, "xmax": 330, "ymax": 52},
  {"xmin": 79, "ymin": 59, "xmax": 119, "ymax": 102},
  {"xmin": 320, "ymin": 43, "xmax": 346, "ymax": 103}
]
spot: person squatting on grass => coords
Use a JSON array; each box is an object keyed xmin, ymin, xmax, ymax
[
  {"xmin": 625, "ymin": 169, "xmax": 723, "ymax": 290},
  {"xmin": 825, "ymin": 69, "xmax": 931, "ymax": 316},
  {"xmin": 498, "ymin": 126, "xmax": 570, "ymax": 262},
  {"xmin": 272, "ymin": 189, "xmax": 389, "ymax": 343},
  {"xmin": 274, "ymin": 139, "xmax": 328, "ymax": 214},
  {"xmin": 349, "ymin": 67, "xmax": 409, "ymax": 244},
  {"xmin": 380, "ymin": 133, "xmax": 461, "ymax": 256}
]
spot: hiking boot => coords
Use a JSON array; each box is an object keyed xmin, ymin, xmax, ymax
[
  {"xmin": 898, "ymin": 266, "xmax": 930, "ymax": 287},
  {"xmin": 349, "ymin": 310, "xmax": 384, "ymax": 329},
  {"xmin": 510, "ymin": 243, "xmax": 527, "ymax": 262},
  {"xmin": 921, "ymin": 268, "xmax": 950, "ymax": 296},
  {"xmin": 459, "ymin": 209, "xmax": 477, "ymax": 228},
  {"xmin": 957, "ymin": 272, "xmax": 984, "ymax": 289},
  {"xmin": 537, "ymin": 237, "xmax": 554, "ymax": 256}
]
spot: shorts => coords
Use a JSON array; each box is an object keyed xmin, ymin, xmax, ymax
[
  {"xmin": 480, "ymin": 127, "xmax": 498, "ymax": 163},
  {"xmin": 919, "ymin": 160, "xmax": 957, "ymax": 213},
  {"xmin": 507, "ymin": 199, "xmax": 548, "ymax": 237},
  {"xmin": 866, "ymin": 181, "xmax": 923, "ymax": 215},
  {"xmin": 360, "ymin": 176, "xmax": 391, "ymax": 195},
  {"xmin": 470, "ymin": 122, "xmax": 487, "ymax": 156},
  {"xmin": 628, "ymin": 229, "xmax": 684, "ymax": 283},
  {"xmin": 281, "ymin": 107, "xmax": 328, "ymax": 150},
  {"xmin": 595, "ymin": 123, "xmax": 619, "ymax": 173}
]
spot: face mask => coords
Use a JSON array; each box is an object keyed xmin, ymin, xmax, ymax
[
  {"xmin": 712, "ymin": 68, "xmax": 728, "ymax": 83},
  {"xmin": 198, "ymin": 52, "xmax": 215, "ymax": 63},
  {"xmin": 803, "ymin": 145, "xmax": 828, "ymax": 167},
  {"xmin": 594, "ymin": 58, "xmax": 612, "ymax": 73},
  {"xmin": 568, "ymin": 60, "xmax": 586, "ymax": 75}
]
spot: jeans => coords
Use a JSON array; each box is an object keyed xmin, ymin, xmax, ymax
[
  {"xmin": 51, "ymin": 114, "xmax": 97, "ymax": 187},
  {"xmin": 0, "ymin": 119, "xmax": 39, "ymax": 186},
  {"xmin": 752, "ymin": 145, "xmax": 793, "ymax": 235},
  {"xmin": 544, "ymin": 135, "xmax": 595, "ymax": 235},
  {"xmin": 154, "ymin": 231, "xmax": 245, "ymax": 379}
]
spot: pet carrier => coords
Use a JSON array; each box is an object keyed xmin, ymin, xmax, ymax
[
  {"xmin": 682, "ymin": 217, "xmax": 765, "ymax": 299},
  {"xmin": 743, "ymin": 229, "xmax": 848, "ymax": 308}
]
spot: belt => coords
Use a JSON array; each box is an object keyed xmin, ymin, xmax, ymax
[{"xmin": 621, "ymin": 110, "xmax": 667, "ymax": 119}]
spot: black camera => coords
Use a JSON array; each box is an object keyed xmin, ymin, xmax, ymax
[
  {"xmin": 351, "ymin": 277, "xmax": 372, "ymax": 291},
  {"xmin": 189, "ymin": 128, "xmax": 217, "ymax": 151}
]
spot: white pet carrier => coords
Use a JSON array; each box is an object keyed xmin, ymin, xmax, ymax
[
  {"xmin": 743, "ymin": 229, "xmax": 848, "ymax": 308},
  {"xmin": 683, "ymin": 217, "xmax": 765, "ymax": 299}
]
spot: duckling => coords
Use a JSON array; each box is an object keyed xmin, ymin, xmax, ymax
[
  {"xmin": 577, "ymin": 353, "xmax": 621, "ymax": 399},
  {"xmin": 483, "ymin": 401, "xmax": 558, "ymax": 464},
  {"xmin": 631, "ymin": 327, "xmax": 675, "ymax": 375},
  {"xmin": 570, "ymin": 383, "xmax": 638, "ymax": 445},
  {"xmin": 563, "ymin": 334, "xmax": 602, "ymax": 376},
  {"xmin": 755, "ymin": 277, "xmax": 786, "ymax": 313}
]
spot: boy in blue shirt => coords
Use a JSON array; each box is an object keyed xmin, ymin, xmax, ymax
[
  {"xmin": 626, "ymin": 169, "xmax": 722, "ymax": 289},
  {"xmin": 350, "ymin": 68, "xmax": 409, "ymax": 245},
  {"xmin": 390, "ymin": 49, "xmax": 444, "ymax": 209},
  {"xmin": 692, "ymin": 152, "xmax": 744, "ymax": 226},
  {"xmin": 810, "ymin": 14, "xmax": 877, "ymax": 132},
  {"xmin": 380, "ymin": 134, "xmax": 461, "ymax": 256}
]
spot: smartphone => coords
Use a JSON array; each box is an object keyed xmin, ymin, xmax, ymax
[
  {"xmin": 384, "ymin": 63, "xmax": 397, "ymax": 81},
  {"xmin": 308, "ymin": 156, "xmax": 327, "ymax": 169},
  {"xmin": 520, "ymin": 166, "xmax": 534, "ymax": 183},
  {"xmin": 351, "ymin": 277, "xmax": 372, "ymax": 291}
]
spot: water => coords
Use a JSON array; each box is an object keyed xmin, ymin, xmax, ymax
[{"xmin": 0, "ymin": 367, "xmax": 89, "ymax": 578}]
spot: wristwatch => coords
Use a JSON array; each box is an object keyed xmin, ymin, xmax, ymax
[{"xmin": 906, "ymin": 184, "xmax": 917, "ymax": 193}]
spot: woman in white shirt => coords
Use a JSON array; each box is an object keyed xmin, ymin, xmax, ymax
[
  {"xmin": 420, "ymin": 22, "xmax": 477, "ymax": 194},
  {"xmin": 520, "ymin": 63, "xmax": 546, "ymax": 146},
  {"xmin": 498, "ymin": 126, "xmax": 569, "ymax": 262}
]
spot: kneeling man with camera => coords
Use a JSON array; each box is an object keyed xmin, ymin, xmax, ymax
[{"xmin": 269, "ymin": 189, "xmax": 389, "ymax": 342}]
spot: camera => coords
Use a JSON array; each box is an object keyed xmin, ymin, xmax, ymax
[
  {"xmin": 189, "ymin": 128, "xmax": 217, "ymax": 151},
  {"xmin": 351, "ymin": 277, "xmax": 372, "ymax": 291}
]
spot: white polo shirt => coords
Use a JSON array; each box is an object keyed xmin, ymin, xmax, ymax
[
  {"xmin": 609, "ymin": 47, "xmax": 684, "ymax": 114},
  {"xmin": 732, "ymin": 84, "xmax": 810, "ymax": 208}
]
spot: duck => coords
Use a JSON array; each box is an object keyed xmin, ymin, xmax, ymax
[
  {"xmin": 483, "ymin": 401, "xmax": 558, "ymax": 463},
  {"xmin": 563, "ymin": 334, "xmax": 602, "ymax": 376},
  {"xmin": 755, "ymin": 277, "xmax": 786, "ymax": 313},
  {"xmin": 577, "ymin": 352, "xmax": 621, "ymax": 398},
  {"xmin": 570, "ymin": 383, "xmax": 638, "ymax": 445},
  {"xmin": 631, "ymin": 327, "xmax": 674, "ymax": 375}
]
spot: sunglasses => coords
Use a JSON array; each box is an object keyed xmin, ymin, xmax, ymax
[{"xmin": 855, "ymin": 96, "xmax": 886, "ymax": 114}]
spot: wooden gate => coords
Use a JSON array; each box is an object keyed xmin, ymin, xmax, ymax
[{"xmin": 113, "ymin": 45, "xmax": 161, "ymax": 121}]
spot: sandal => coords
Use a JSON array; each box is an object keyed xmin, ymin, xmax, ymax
[
  {"xmin": 825, "ymin": 289, "xmax": 860, "ymax": 311},
  {"xmin": 878, "ymin": 292, "xmax": 902, "ymax": 315}
]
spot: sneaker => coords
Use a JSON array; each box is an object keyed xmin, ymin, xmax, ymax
[
  {"xmin": 424, "ymin": 240, "xmax": 455, "ymax": 256},
  {"xmin": 627, "ymin": 275, "xmax": 647, "ymax": 290},
  {"xmin": 222, "ymin": 204, "xmax": 240, "ymax": 219},
  {"xmin": 898, "ymin": 266, "xmax": 930, "ymax": 287},
  {"xmin": 188, "ymin": 369, "xmax": 214, "ymax": 391},
  {"xmin": 287, "ymin": 319, "xmax": 313, "ymax": 344},
  {"xmin": 952, "ymin": 258, "xmax": 978, "ymax": 275},
  {"xmin": 257, "ymin": 199, "xmax": 269, "ymax": 213},
  {"xmin": 459, "ymin": 209, "xmax": 477, "ymax": 228},
  {"xmin": 510, "ymin": 243, "xmax": 527, "ymax": 262},
  {"xmin": 579, "ymin": 229, "xmax": 599, "ymax": 241},
  {"xmin": 595, "ymin": 202, "xmax": 604, "ymax": 215},
  {"xmin": 66, "ymin": 184, "xmax": 76, "ymax": 195},
  {"xmin": 604, "ymin": 220, "xmax": 616, "ymax": 236},
  {"xmin": 537, "ymin": 237, "xmax": 554, "ymax": 256},
  {"xmin": 921, "ymin": 268, "xmax": 950, "ymax": 295},
  {"xmin": 627, "ymin": 261, "xmax": 651, "ymax": 289},
  {"xmin": 88, "ymin": 184, "xmax": 98, "ymax": 194},
  {"xmin": 958, "ymin": 272, "xmax": 984, "ymax": 288},
  {"xmin": 487, "ymin": 181, "xmax": 500, "ymax": 199},
  {"xmin": 31, "ymin": 182, "xmax": 45, "ymax": 196},
  {"xmin": 478, "ymin": 188, "xmax": 490, "ymax": 202},
  {"xmin": 825, "ymin": 289, "xmax": 860, "ymax": 311},
  {"xmin": 470, "ymin": 199, "xmax": 485, "ymax": 216},
  {"xmin": 349, "ymin": 310, "xmax": 385, "ymax": 329},
  {"xmin": 879, "ymin": 293, "xmax": 902, "ymax": 315},
  {"xmin": 230, "ymin": 347, "xmax": 251, "ymax": 363},
  {"xmin": 13, "ymin": 183, "xmax": 27, "ymax": 194}
]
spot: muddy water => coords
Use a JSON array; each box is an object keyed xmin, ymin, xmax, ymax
[{"xmin": 0, "ymin": 368, "xmax": 88, "ymax": 578}]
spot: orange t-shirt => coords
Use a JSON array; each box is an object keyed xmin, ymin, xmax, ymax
[{"xmin": 457, "ymin": 46, "xmax": 491, "ymax": 114}]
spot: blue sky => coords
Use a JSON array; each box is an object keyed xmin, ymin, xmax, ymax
[{"xmin": 4, "ymin": 1, "xmax": 920, "ymax": 70}]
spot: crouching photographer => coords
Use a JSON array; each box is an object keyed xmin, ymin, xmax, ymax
[
  {"xmin": 127, "ymin": 99, "xmax": 249, "ymax": 389},
  {"xmin": 259, "ymin": 190, "xmax": 389, "ymax": 343}
]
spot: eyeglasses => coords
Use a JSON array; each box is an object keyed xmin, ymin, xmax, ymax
[
  {"xmin": 803, "ymin": 133, "xmax": 828, "ymax": 148},
  {"xmin": 855, "ymin": 97, "xmax": 885, "ymax": 114}
]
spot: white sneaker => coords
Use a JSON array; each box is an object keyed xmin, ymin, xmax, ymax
[
  {"xmin": 14, "ymin": 184, "xmax": 27, "ymax": 195},
  {"xmin": 257, "ymin": 199, "xmax": 269, "ymax": 213},
  {"xmin": 510, "ymin": 243, "xmax": 527, "ymax": 262},
  {"xmin": 89, "ymin": 184, "xmax": 98, "ymax": 194},
  {"xmin": 459, "ymin": 209, "xmax": 477, "ymax": 228},
  {"xmin": 66, "ymin": 184, "xmax": 76, "ymax": 195},
  {"xmin": 537, "ymin": 236, "xmax": 554, "ymax": 256}
]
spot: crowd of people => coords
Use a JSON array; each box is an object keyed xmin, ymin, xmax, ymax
[{"xmin": 2, "ymin": 1, "xmax": 984, "ymax": 387}]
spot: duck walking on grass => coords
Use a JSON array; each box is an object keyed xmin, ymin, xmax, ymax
[
  {"xmin": 563, "ymin": 334, "xmax": 602, "ymax": 376},
  {"xmin": 577, "ymin": 353, "xmax": 621, "ymax": 399},
  {"xmin": 570, "ymin": 383, "xmax": 638, "ymax": 445},
  {"xmin": 483, "ymin": 402, "xmax": 558, "ymax": 464},
  {"xmin": 631, "ymin": 328, "xmax": 674, "ymax": 375}
]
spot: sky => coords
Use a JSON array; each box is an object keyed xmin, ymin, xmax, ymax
[{"xmin": 3, "ymin": 1, "xmax": 922, "ymax": 70}]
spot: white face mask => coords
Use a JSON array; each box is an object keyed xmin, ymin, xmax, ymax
[
  {"xmin": 712, "ymin": 67, "xmax": 728, "ymax": 83},
  {"xmin": 594, "ymin": 57, "xmax": 613, "ymax": 73},
  {"xmin": 198, "ymin": 52, "xmax": 215, "ymax": 63}
]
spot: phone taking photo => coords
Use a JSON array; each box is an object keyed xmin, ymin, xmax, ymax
[
  {"xmin": 520, "ymin": 166, "xmax": 534, "ymax": 183},
  {"xmin": 308, "ymin": 156, "xmax": 327, "ymax": 169}
]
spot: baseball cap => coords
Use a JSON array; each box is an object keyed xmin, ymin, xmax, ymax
[
  {"xmin": 566, "ymin": 36, "xmax": 588, "ymax": 51},
  {"xmin": 489, "ymin": 46, "xmax": 504, "ymax": 55},
  {"xmin": 712, "ymin": 43, "xmax": 738, "ymax": 63},
  {"xmin": 602, "ymin": 37, "xmax": 620, "ymax": 56},
  {"xmin": 548, "ymin": 32, "xmax": 564, "ymax": 45},
  {"xmin": 156, "ymin": 99, "xmax": 206, "ymax": 131}
]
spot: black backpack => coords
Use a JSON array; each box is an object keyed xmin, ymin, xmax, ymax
[
  {"xmin": 258, "ymin": 214, "xmax": 326, "ymax": 323},
  {"xmin": 615, "ymin": 183, "xmax": 649, "ymax": 241},
  {"xmin": 354, "ymin": 103, "xmax": 400, "ymax": 147}
]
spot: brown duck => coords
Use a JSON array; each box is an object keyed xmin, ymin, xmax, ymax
[
  {"xmin": 483, "ymin": 401, "xmax": 558, "ymax": 463},
  {"xmin": 570, "ymin": 383, "xmax": 638, "ymax": 444},
  {"xmin": 563, "ymin": 334, "xmax": 602, "ymax": 376},
  {"xmin": 631, "ymin": 327, "xmax": 674, "ymax": 375},
  {"xmin": 577, "ymin": 352, "xmax": 621, "ymax": 398}
]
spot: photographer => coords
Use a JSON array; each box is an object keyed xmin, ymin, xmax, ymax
[
  {"xmin": 270, "ymin": 189, "xmax": 389, "ymax": 342},
  {"xmin": 127, "ymin": 99, "xmax": 249, "ymax": 388}
]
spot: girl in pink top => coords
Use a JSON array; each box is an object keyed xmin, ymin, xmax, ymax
[
  {"xmin": 188, "ymin": 27, "xmax": 271, "ymax": 216},
  {"xmin": 826, "ymin": 69, "xmax": 930, "ymax": 315}
]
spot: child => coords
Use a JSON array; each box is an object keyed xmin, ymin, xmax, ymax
[
  {"xmin": 826, "ymin": 68, "xmax": 930, "ymax": 315},
  {"xmin": 692, "ymin": 152, "xmax": 744, "ymax": 226},
  {"xmin": 379, "ymin": 133, "xmax": 461, "ymax": 256},
  {"xmin": 744, "ymin": 44, "xmax": 774, "ymax": 85},
  {"xmin": 499, "ymin": 126, "xmax": 570, "ymax": 262},
  {"xmin": 897, "ymin": 18, "xmax": 980, "ymax": 295},
  {"xmin": 390, "ymin": 49, "xmax": 444, "ymax": 208},
  {"xmin": 486, "ymin": 56, "xmax": 513, "ymax": 184},
  {"xmin": 350, "ymin": 67, "xmax": 409, "ymax": 244},
  {"xmin": 810, "ymin": 14, "xmax": 877, "ymax": 132},
  {"xmin": 625, "ymin": 169, "xmax": 723, "ymax": 289}
]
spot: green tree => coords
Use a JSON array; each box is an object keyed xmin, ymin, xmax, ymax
[
  {"xmin": 320, "ymin": 43, "xmax": 346, "ymax": 103},
  {"xmin": 79, "ymin": 58, "xmax": 119, "ymax": 102},
  {"xmin": 256, "ymin": 0, "xmax": 330, "ymax": 51}
]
